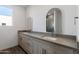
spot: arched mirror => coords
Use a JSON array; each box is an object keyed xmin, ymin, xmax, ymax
[{"xmin": 46, "ymin": 8, "xmax": 62, "ymax": 34}]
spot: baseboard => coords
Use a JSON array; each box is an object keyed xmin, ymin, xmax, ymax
[{"xmin": 0, "ymin": 45, "xmax": 18, "ymax": 51}]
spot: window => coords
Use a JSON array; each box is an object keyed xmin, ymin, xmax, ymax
[{"xmin": 0, "ymin": 6, "xmax": 12, "ymax": 26}]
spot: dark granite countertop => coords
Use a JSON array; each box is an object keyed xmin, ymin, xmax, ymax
[{"xmin": 20, "ymin": 31, "xmax": 77, "ymax": 50}]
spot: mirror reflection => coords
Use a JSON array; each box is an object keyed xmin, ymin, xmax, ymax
[{"xmin": 46, "ymin": 8, "xmax": 62, "ymax": 34}]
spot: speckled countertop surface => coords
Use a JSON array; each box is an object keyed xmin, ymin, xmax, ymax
[{"xmin": 21, "ymin": 32, "xmax": 77, "ymax": 50}]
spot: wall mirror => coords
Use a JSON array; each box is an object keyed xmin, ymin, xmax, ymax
[{"xmin": 46, "ymin": 8, "xmax": 62, "ymax": 34}]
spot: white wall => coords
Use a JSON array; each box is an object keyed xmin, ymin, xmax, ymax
[
  {"xmin": 76, "ymin": 6, "xmax": 79, "ymax": 42},
  {"xmin": 0, "ymin": 5, "xmax": 26, "ymax": 50},
  {"xmin": 26, "ymin": 5, "xmax": 77, "ymax": 35}
]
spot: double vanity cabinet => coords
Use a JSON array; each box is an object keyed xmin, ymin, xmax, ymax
[{"xmin": 18, "ymin": 32, "xmax": 78, "ymax": 54}]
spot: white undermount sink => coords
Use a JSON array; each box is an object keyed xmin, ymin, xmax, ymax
[{"xmin": 42, "ymin": 36, "xmax": 57, "ymax": 40}]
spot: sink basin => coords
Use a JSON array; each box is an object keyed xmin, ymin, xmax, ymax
[{"xmin": 42, "ymin": 36, "xmax": 57, "ymax": 40}]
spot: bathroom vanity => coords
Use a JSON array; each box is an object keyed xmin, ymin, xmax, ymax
[
  {"xmin": 17, "ymin": 7, "xmax": 79, "ymax": 54},
  {"xmin": 18, "ymin": 31, "xmax": 78, "ymax": 54}
]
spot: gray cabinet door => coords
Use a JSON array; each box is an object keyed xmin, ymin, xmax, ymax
[
  {"xmin": 33, "ymin": 38, "xmax": 56, "ymax": 54},
  {"xmin": 20, "ymin": 38, "xmax": 32, "ymax": 53},
  {"xmin": 39, "ymin": 42, "xmax": 57, "ymax": 54},
  {"xmin": 54, "ymin": 45, "xmax": 74, "ymax": 54},
  {"xmin": 38, "ymin": 44, "xmax": 56, "ymax": 54},
  {"xmin": 32, "ymin": 40, "xmax": 40, "ymax": 54},
  {"xmin": 19, "ymin": 34, "xmax": 33, "ymax": 53}
]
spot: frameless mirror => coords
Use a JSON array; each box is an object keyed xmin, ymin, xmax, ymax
[{"xmin": 46, "ymin": 8, "xmax": 62, "ymax": 34}]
